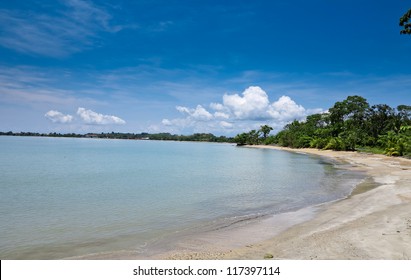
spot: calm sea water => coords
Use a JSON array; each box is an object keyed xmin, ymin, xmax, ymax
[{"xmin": 0, "ymin": 136, "xmax": 363, "ymax": 259}]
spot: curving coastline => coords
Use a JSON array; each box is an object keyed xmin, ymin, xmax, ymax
[{"xmin": 156, "ymin": 146, "xmax": 411, "ymax": 260}]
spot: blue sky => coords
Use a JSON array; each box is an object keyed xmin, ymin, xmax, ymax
[{"xmin": 1, "ymin": 0, "xmax": 410, "ymax": 135}]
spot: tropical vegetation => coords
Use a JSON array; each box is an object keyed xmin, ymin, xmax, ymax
[{"xmin": 234, "ymin": 95, "xmax": 411, "ymax": 157}]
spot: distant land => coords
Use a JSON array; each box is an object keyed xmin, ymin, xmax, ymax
[{"xmin": 0, "ymin": 131, "xmax": 235, "ymax": 143}]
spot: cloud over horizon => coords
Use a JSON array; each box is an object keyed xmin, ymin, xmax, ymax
[
  {"xmin": 77, "ymin": 107, "xmax": 126, "ymax": 125},
  {"xmin": 222, "ymin": 86, "xmax": 270, "ymax": 119},
  {"xmin": 45, "ymin": 107, "xmax": 126, "ymax": 126},
  {"xmin": 44, "ymin": 110, "xmax": 74, "ymax": 123},
  {"xmin": 161, "ymin": 86, "xmax": 324, "ymax": 134}
]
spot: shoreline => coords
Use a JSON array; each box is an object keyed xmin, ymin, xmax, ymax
[{"xmin": 153, "ymin": 145, "xmax": 411, "ymax": 260}]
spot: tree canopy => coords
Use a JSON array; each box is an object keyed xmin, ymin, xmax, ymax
[
  {"xmin": 400, "ymin": 8, "xmax": 411, "ymax": 35},
  {"xmin": 234, "ymin": 95, "xmax": 411, "ymax": 157},
  {"xmin": 234, "ymin": 125, "xmax": 273, "ymax": 146}
]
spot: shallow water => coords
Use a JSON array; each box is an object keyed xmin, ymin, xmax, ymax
[{"xmin": 0, "ymin": 136, "xmax": 364, "ymax": 259}]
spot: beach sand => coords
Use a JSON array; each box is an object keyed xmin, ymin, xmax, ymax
[{"xmin": 153, "ymin": 146, "xmax": 411, "ymax": 260}]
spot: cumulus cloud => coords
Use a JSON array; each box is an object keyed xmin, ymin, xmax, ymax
[
  {"xmin": 220, "ymin": 121, "xmax": 233, "ymax": 128},
  {"xmin": 162, "ymin": 105, "xmax": 214, "ymax": 130},
  {"xmin": 162, "ymin": 119, "xmax": 172, "ymax": 126},
  {"xmin": 45, "ymin": 110, "xmax": 74, "ymax": 123},
  {"xmin": 222, "ymin": 86, "xmax": 269, "ymax": 119},
  {"xmin": 210, "ymin": 102, "xmax": 225, "ymax": 111},
  {"xmin": 176, "ymin": 105, "xmax": 213, "ymax": 121},
  {"xmin": 220, "ymin": 86, "xmax": 323, "ymax": 124},
  {"xmin": 162, "ymin": 118, "xmax": 192, "ymax": 127},
  {"xmin": 161, "ymin": 86, "xmax": 324, "ymax": 134},
  {"xmin": 267, "ymin": 95, "xmax": 306, "ymax": 121},
  {"xmin": 76, "ymin": 107, "xmax": 126, "ymax": 125},
  {"xmin": 214, "ymin": 111, "xmax": 230, "ymax": 119},
  {"xmin": 44, "ymin": 108, "xmax": 126, "ymax": 126}
]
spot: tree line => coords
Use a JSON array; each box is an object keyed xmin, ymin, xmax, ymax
[
  {"xmin": 0, "ymin": 131, "xmax": 234, "ymax": 143},
  {"xmin": 233, "ymin": 125, "xmax": 274, "ymax": 146},
  {"xmin": 234, "ymin": 95, "xmax": 411, "ymax": 157}
]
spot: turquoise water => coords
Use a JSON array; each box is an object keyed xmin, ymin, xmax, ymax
[{"xmin": 0, "ymin": 136, "xmax": 363, "ymax": 259}]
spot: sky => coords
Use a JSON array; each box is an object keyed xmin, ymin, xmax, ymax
[{"xmin": 0, "ymin": 0, "xmax": 410, "ymax": 136}]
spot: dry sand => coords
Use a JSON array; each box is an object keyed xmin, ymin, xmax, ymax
[{"xmin": 155, "ymin": 146, "xmax": 411, "ymax": 260}]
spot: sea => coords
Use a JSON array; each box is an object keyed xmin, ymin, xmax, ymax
[{"xmin": 0, "ymin": 136, "xmax": 365, "ymax": 259}]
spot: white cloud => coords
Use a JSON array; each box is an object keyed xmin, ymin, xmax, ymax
[
  {"xmin": 267, "ymin": 95, "xmax": 306, "ymax": 121},
  {"xmin": 162, "ymin": 117, "xmax": 193, "ymax": 128},
  {"xmin": 307, "ymin": 108, "xmax": 326, "ymax": 115},
  {"xmin": 77, "ymin": 107, "xmax": 126, "ymax": 125},
  {"xmin": 162, "ymin": 119, "xmax": 172, "ymax": 126},
  {"xmin": 45, "ymin": 110, "xmax": 74, "ymax": 123},
  {"xmin": 214, "ymin": 111, "xmax": 230, "ymax": 119},
  {"xmin": 220, "ymin": 121, "xmax": 233, "ymax": 128},
  {"xmin": 210, "ymin": 102, "xmax": 225, "ymax": 111},
  {"xmin": 222, "ymin": 86, "xmax": 269, "ymax": 119},
  {"xmin": 220, "ymin": 87, "xmax": 322, "ymax": 124},
  {"xmin": 44, "ymin": 108, "xmax": 126, "ymax": 126},
  {"xmin": 176, "ymin": 105, "xmax": 213, "ymax": 121},
  {"xmin": 175, "ymin": 106, "xmax": 190, "ymax": 114},
  {"xmin": 161, "ymin": 86, "xmax": 324, "ymax": 135},
  {"xmin": 162, "ymin": 105, "xmax": 214, "ymax": 132}
]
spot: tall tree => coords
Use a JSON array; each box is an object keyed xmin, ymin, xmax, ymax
[
  {"xmin": 328, "ymin": 95, "xmax": 370, "ymax": 138},
  {"xmin": 249, "ymin": 130, "xmax": 261, "ymax": 145},
  {"xmin": 365, "ymin": 104, "xmax": 395, "ymax": 142},
  {"xmin": 397, "ymin": 105, "xmax": 411, "ymax": 124},
  {"xmin": 259, "ymin": 125, "xmax": 273, "ymax": 140},
  {"xmin": 234, "ymin": 132, "xmax": 250, "ymax": 146}
]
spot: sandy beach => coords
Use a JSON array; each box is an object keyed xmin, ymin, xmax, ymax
[{"xmin": 153, "ymin": 146, "xmax": 411, "ymax": 260}]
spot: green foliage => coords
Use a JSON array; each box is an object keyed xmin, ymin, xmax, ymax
[
  {"xmin": 377, "ymin": 128, "xmax": 411, "ymax": 157},
  {"xmin": 263, "ymin": 135, "xmax": 277, "ymax": 145},
  {"xmin": 297, "ymin": 135, "xmax": 313, "ymax": 148},
  {"xmin": 338, "ymin": 131, "xmax": 358, "ymax": 151},
  {"xmin": 234, "ymin": 95, "xmax": 411, "ymax": 157},
  {"xmin": 249, "ymin": 130, "xmax": 261, "ymax": 145},
  {"xmin": 328, "ymin": 95, "xmax": 369, "ymax": 140},
  {"xmin": 365, "ymin": 104, "xmax": 396, "ymax": 145},
  {"xmin": 260, "ymin": 125, "xmax": 273, "ymax": 140},
  {"xmin": 397, "ymin": 105, "xmax": 411, "ymax": 126},
  {"xmin": 324, "ymin": 137, "xmax": 346, "ymax": 151},
  {"xmin": 310, "ymin": 137, "xmax": 329, "ymax": 149},
  {"xmin": 356, "ymin": 146, "xmax": 385, "ymax": 155},
  {"xmin": 233, "ymin": 125, "xmax": 273, "ymax": 146},
  {"xmin": 234, "ymin": 132, "xmax": 251, "ymax": 146},
  {"xmin": 400, "ymin": 8, "xmax": 411, "ymax": 35}
]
